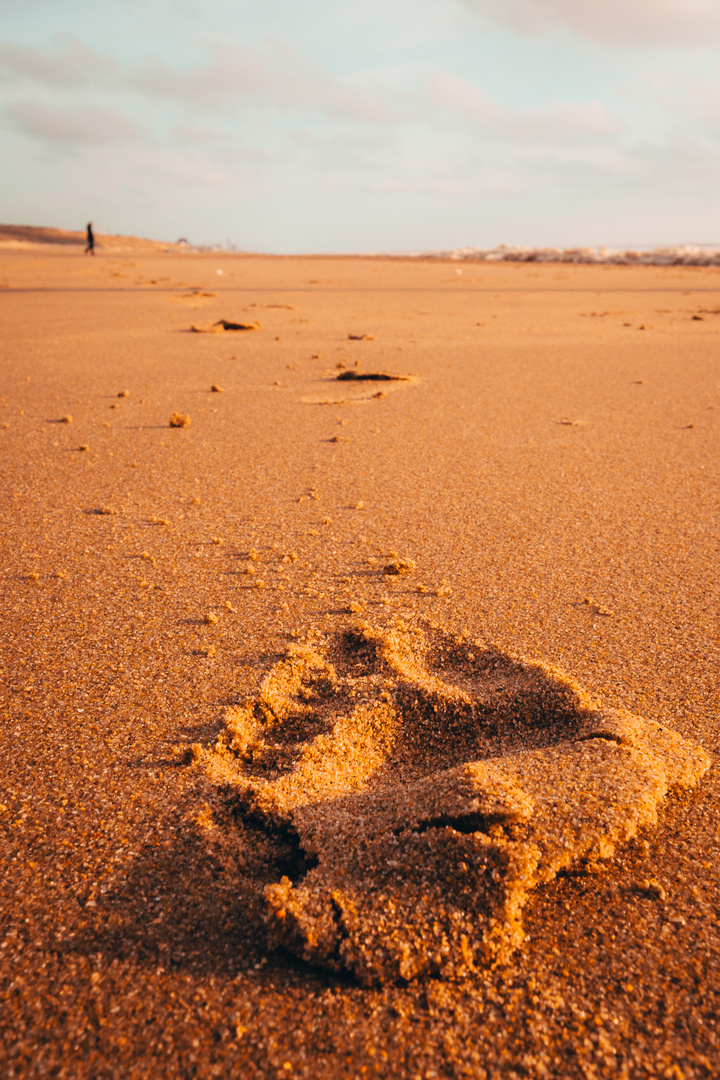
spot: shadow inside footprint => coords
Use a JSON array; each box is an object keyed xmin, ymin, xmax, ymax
[
  {"xmin": 197, "ymin": 620, "xmax": 710, "ymax": 986},
  {"xmin": 335, "ymin": 371, "xmax": 411, "ymax": 382}
]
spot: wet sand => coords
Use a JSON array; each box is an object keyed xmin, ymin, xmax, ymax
[{"xmin": 1, "ymin": 246, "xmax": 719, "ymax": 1078}]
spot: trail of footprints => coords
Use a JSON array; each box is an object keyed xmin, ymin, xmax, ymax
[{"xmin": 197, "ymin": 620, "xmax": 710, "ymax": 986}]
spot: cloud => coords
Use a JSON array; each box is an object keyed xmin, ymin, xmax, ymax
[
  {"xmin": 669, "ymin": 73, "xmax": 720, "ymax": 138},
  {"xmin": 3, "ymin": 102, "xmax": 144, "ymax": 144},
  {"xmin": 288, "ymin": 128, "xmax": 398, "ymax": 170},
  {"xmin": 0, "ymin": 34, "xmax": 110, "ymax": 87},
  {"xmin": 426, "ymin": 72, "xmax": 622, "ymax": 143},
  {"xmin": 0, "ymin": 35, "xmax": 399, "ymax": 127},
  {"xmin": 458, "ymin": 0, "xmax": 720, "ymax": 46},
  {"xmin": 131, "ymin": 40, "xmax": 399, "ymax": 124}
]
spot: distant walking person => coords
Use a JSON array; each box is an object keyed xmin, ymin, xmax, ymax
[{"xmin": 85, "ymin": 222, "xmax": 95, "ymax": 256}]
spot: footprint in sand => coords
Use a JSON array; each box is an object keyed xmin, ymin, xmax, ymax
[
  {"xmin": 189, "ymin": 319, "xmax": 260, "ymax": 333},
  {"xmin": 175, "ymin": 289, "xmax": 217, "ymax": 304},
  {"xmin": 300, "ymin": 370, "xmax": 418, "ymax": 406},
  {"xmin": 198, "ymin": 621, "xmax": 710, "ymax": 986}
]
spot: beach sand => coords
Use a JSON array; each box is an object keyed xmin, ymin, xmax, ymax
[{"xmin": 1, "ymin": 244, "xmax": 719, "ymax": 1078}]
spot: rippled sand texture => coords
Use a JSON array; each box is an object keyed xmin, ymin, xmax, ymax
[{"xmin": 200, "ymin": 622, "xmax": 709, "ymax": 984}]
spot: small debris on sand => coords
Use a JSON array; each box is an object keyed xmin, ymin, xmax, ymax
[
  {"xmin": 78, "ymin": 444, "xmax": 89, "ymax": 452},
  {"xmin": 205, "ymin": 612, "xmax": 219, "ymax": 625},
  {"xmin": 631, "ymin": 877, "xmax": 666, "ymax": 901},
  {"xmin": 557, "ymin": 419, "xmax": 586, "ymax": 427},
  {"xmin": 329, "ymin": 435, "xmax": 351, "ymax": 443},
  {"xmin": 117, "ymin": 390, "xmax": 129, "ymax": 398},
  {"xmin": 92, "ymin": 507, "xmax": 114, "ymax": 516},
  {"xmin": 60, "ymin": 415, "xmax": 73, "ymax": 424},
  {"xmin": 348, "ymin": 333, "xmax": 375, "ymax": 340},
  {"xmin": 584, "ymin": 596, "xmax": 614, "ymax": 616},
  {"xmin": 210, "ymin": 384, "xmax": 224, "ymax": 393},
  {"xmin": 212, "ymin": 537, "xmax": 224, "ymax": 545},
  {"xmin": 169, "ymin": 412, "xmax": 190, "ymax": 428},
  {"xmin": 336, "ymin": 371, "xmax": 409, "ymax": 382},
  {"xmin": 383, "ymin": 558, "xmax": 415, "ymax": 576}
]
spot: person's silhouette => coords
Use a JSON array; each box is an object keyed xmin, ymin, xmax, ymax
[{"xmin": 84, "ymin": 222, "xmax": 95, "ymax": 256}]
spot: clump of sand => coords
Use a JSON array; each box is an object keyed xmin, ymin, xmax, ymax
[
  {"xmin": 197, "ymin": 620, "xmax": 710, "ymax": 986},
  {"xmin": 190, "ymin": 319, "xmax": 259, "ymax": 333},
  {"xmin": 383, "ymin": 558, "xmax": 415, "ymax": 576}
]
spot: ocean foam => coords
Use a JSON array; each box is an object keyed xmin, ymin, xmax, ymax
[{"xmin": 425, "ymin": 244, "xmax": 720, "ymax": 266}]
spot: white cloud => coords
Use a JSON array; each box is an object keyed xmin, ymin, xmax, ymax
[
  {"xmin": 370, "ymin": 177, "xmax": 415, "ymax": 192},
  {"xmin": 3, "ymin": 102, "xmax": 144, "ymax": 144},
  {"xmin": 673, "ymin": 74, "xmax": 720, "ymax": 137},
  {"xmin": 0, "ymin": 34, "xmax": 110, "ymax": 86},
  {"xmin": 0, "ymin": 35, "xmax": 400, "ymax": 126},
  {"xmin": 458, "ymin": 0, "xmax": 720, "ymax": 46},
  {"xmin": 426, "ymin": 72, "xmax": 622, "ymax": 143},
  {"xmin": 130, "ymin": 40, "xmax": 400, "ymax": 124},
  {"xmin": 288, "ymin": 128, "xmax": 398, "ymax": 170}
]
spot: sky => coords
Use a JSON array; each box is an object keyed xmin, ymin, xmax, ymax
[{"xmin": 1, "ymin": 0, "xmax": 719, "ymax": 252}]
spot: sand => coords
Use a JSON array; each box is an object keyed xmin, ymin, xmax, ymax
[
  {"xmin": 200, "ymin": 621, "xmax": 708, "ymax": 986},
  {"xmin": 1, "ymin": 244, "xmax": 719, "ymax": 1078}
]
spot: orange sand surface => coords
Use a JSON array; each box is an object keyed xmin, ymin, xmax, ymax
[{"xmin": 1, "ymin": 246, "xmax": 719, "ymax": 1079}]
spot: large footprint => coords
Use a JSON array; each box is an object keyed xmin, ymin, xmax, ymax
[{"xmin": 199, "ymin": 621, "xmax": 710, "ymax": 986}]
